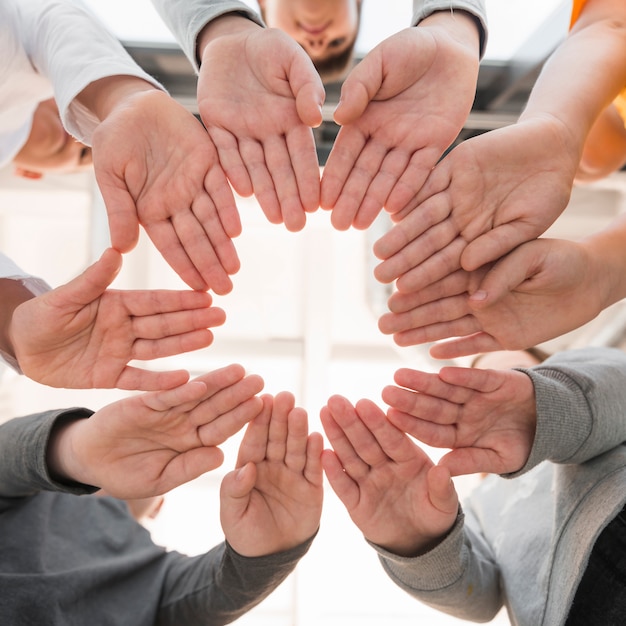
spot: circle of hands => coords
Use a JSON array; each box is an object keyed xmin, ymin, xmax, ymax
[{"xmin": 21, "ymin": 23, "xmax": 560, "ymax": 559}]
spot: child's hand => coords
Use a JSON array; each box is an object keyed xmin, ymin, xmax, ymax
[
  {"xmin": 47, "ymin": 364, "xmax": 264, "ymax": 497},
  {"xmin": 220, "ymin": 392, "xmax": 323, "ymax": 556},
  {"xmin": 321, "ymin": 395, "xmax": 458, "ymax": 556},
  {"xmin": 383, "ymin": 366, "xmax": 537, "ymax": 476}
]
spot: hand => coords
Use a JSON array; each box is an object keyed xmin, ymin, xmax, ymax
[
  {"xmin": 378, "ymin": 237, "xmax": 605, "ymax": 358},
  {"xmin": 221, "ymin": 392, "xmax": 323, "ymax": 557},
  {"xmin": 48, "ymin": 364, "xmax": 265, "ymax": 498},
  {"xmin": 90, "ymin": 82, "xmax": 241, "ymax": 293},
  {"xmin": 10, "ymin": 248, "xmax": 226, "ymax": 390},
  {"xmin": 382, "ymin": 367, "xmax": 536, "ymax": 476},
  {"xmin": 321, "ymin": 395, "xmax": 458, "ymax": 556},
  {"xmin": 374, "ymin": 119, "xmax": 577, "ymax": 292},
  {"xmin": 320, "ymin": 15, "xmax": 480, "ymax": 231},
  {"xmin": 198, "ymin": 17, "xmax": 324, "ymax": 232}
]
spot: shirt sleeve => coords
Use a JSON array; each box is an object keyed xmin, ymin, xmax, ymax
[
  {"xmin": 371, "ymin": 510, "xmax": 503, "ymax": 622},
  {"xmin": 0, "ymin": 252, "xmax": 50, "ymax": 373},
  {"xmin": 12, "ymin": 0, "xmax": 165, "ymax": 145},
  {"xmin": 0, "ymin": 409, "xmax": 96, "ymax": 509},
  {"xmin": 412, "ymin": 0, "xmax": 488, "ymax": 58},
  {"xmin": 150, "ymin": 0, "xmax": 265, "ymax": 73},
  {"xmin": 510, "ymin": 346, "xmax": 626, "ymax": 476}
]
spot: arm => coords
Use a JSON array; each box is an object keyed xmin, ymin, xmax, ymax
[
  {"xmin": 378, "ymin": 213, "xmax": 626, "ymax": 356},
  {"xmin": 14, "ymin": 0, "xmax": 241, "ymax": 292},
  {"xmin": 156, "ymin": 392, "xmax": 323, "ymax": 625},
  {"xmin": 383, "ymin": 346, "xmax": 626, "ymax": 476},
  {"xmin": 46, "ymin": 364, "xmax": 265, "ymax": 499},
  {"xmin": 152, "ymin": 1, "xmax": 325, "ymax": 231},
  {"xmin": 319, "ymin": 9, "xmax": 481, "ymax": 230},
  {"xmin": 8, "ymin": 248, "xmax": 227, "ymax": 390},
  {"xmin": 321, "ymin": 394, "xmax": 503, "ymax": 622},
  {"xmin": 374, "ymin": 0, "xmax": 626, "ymax": 300}
]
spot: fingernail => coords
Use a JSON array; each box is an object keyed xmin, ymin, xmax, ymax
[{"xmin": 469, "ymin": 290, "xmax": 487, "ymax": 302}]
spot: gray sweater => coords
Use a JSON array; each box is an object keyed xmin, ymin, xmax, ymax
[
  {"xmin": 0, "ymin": 409, "xmax": 313, "ymax": 625},
  {"xmin": 371, "ymin": 347, "xmax": 626, "ymax": 626}
]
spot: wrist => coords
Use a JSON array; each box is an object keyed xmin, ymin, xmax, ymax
[
  {"xmin": 76, "ymin": 75, "xmax": 158, "ymax": 122},
  {"xmin": 197, "ymin": 12, "xmax": 262, "ymax": 63},
  {"xmin": 419, "ymin": 9, "xmax": 482, "ymax": 58},
  {"xmin": 0, "ymin": 280, "xmax": 36, "ymax": 360},
  {"xmin": 47, "ymin": 416, "xmax": 89, "ymax": 485}
]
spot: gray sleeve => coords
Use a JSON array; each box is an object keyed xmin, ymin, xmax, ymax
[
  {"xmin": 157, "ymin": 535, "xmax": 316, "ymax": 625},
  {"xmin": 371, "ymin": 511, "xmax": 503, "ymax": 622},
  {"xmin": 0, "ymin": 409, "xmax": 97, "ymax": 507},
  {"xmin": 412, "ymin": 0, "xmax": 488, "ymax": 58},
  {"xmin": 512, "ymin": 346, "xmax": 626, "ymax": 476},
  {"xmin": 150, "ymin": 0, "xmax": 265, "ymax": 72}
]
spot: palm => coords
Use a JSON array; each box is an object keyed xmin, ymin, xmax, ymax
[
  {"xmin": 198, "ymin": 29, "xmax": 322, "ymax": 230},
  {"xmin": 93, "ymin": 91, "xmax": 240, "ymax": 293},
  {"xmin": 322, "ymin": 28, "xmax": 478, "ymax": 230},
  {"xmin": 384, "ymin": 367, "xmax": 536, "ymax": 475}
]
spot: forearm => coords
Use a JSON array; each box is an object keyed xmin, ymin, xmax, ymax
[
  {"xmin": 0, "ymin": 410, "xmax": 96, "ymax": 505},
  {"xmin": 513, "ymin": 346, "xmax": 626, "ymax": 475},
  {"xmin": 412, "ymin": 0, "xmax": 487, "ymax": 57},
  {"xmin": 17, "ymin": 0, "xmax": 163, "ymax": 144},
  {"xmin": 373, "ymin": 512, "xmax": 503, "ymax": 622},
  {"xmin": 150, "ymin": 0, "xmax": 264, "ymax": 71},
  {"xmin": 158, "ymin": 536, "xmax": 315, "ymax": 625},
  {"xmin": 519, "ymin": 5, "xmax": 626, "ymax": 168}
]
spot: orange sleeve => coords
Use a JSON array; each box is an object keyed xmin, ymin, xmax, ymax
[{"xmin": 570, "ymin": 0, "xmax": 587, "ymax": 28}]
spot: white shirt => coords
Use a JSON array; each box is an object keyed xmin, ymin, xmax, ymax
[
  {"xmin": 0, "ymin": 253, "xmax": 50, "ymax": 373},
  {"xmin": 0, "ymin": 0, "xmax": 164, "ymax": 166}
]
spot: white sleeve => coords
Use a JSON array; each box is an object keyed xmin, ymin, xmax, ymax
[
  {"xmin": 0, "ymin": 253, "xmax": 50, "ymax": 374},
  {"xmin": 150, "ymin": 0, "xmax": 264, "ymax": 72},
  {"xmin": 11, "ymin": 0, "xmax": 165, "ymax": 145}
]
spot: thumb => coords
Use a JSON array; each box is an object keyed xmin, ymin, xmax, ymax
[
  {"xmin": 468, "ymin": 245, "xmax": 540, "ymax": 309},
  {"xmin": 53, "ymin": 248, "xmax": 122, "ymax": 307},
  {"xmin": 333, "ymin": 54, "xmax": 382, "ymax": 125},
  {"xmin": 96, "ymin": 179, "xmax": 141, "ymax": 253},
  {"xmin": 221, "ymin": 461, "xmax": 257, "ymax": 502},
  {"xmin": 290, "ymin": 51, "xmax": 325, "ymax": 127},
  {"xmin": 427, "ymin": 464, "xmax": 459, "ymax": 515}
]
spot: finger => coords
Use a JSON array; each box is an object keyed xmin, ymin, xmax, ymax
[
  {"xmin": 326, "ymin": 396, "xmax": 388, "ymax": 469},
  {"xmin": 321, "ymin": 448, "xmax": 360, "ymax": 509},
  {"xmin": 394, "ymin": 237, "xmax": 467, "ymax": 293},
  {"xmin": 438, "ymin": 447, "xmax": 504, "ymax": 477},
  {"xmin": 384, "ymin": 145, "xmax": 445, "ymax": 216},
  {"xmin": 353, "ymin": 149, "xmax": 410, "ymax": 230},
  {"xmin": 239, "ymin": 137, "xmax": 282, "ymax": 225},
  {"xmin": 132, "ymin": 329, "xmax": 216, "ymax": 361},
  {"xmin": 263, "ymin": 134, "xmax": 307, "ymax": 231},
  {"xmin": 320, "ymin": 126, "xmax": 367, "ymax": 211},
  {"xmin": 54, "ymin": 248, "xmax": 121, "ymax": 307},
  {"xmin": 426, "ymin": 465, "xmax": 458, "ymax": 515},
  {"xmin": 221, "ymin": 461, "xmax": 258, "ymax": 501},
  {"xmin": 330, "ymin": 136, "xmax": 389, "ymax": 231},
  {"xmin": 379, "ymin": 294, "xmax": 475, "ymax": 335},
  {"xmin": 142, "ymin": 218, "xmax": 208, "ymax": 291},
  {"xmin": 197, "ymin": 396, "xmax": 264, "ymax": 447},
  {"xmin": 386, "ymin": 269, "xmax": 471, "ymax": 314},
  {"xmin": 438, "ymin": 366, "xmax": 504, "ymax": 394},
  {"xmin": 130, "ymin": 304, "xmax": 225, "ymax": 339},
  {"xmin": 304, "ymin": 432, "xmax": 324, "ymax": 486},
  {"xmin": 392, "ymin": 366, "xmax": 477, "ymax": 406},
  {"xmin": 159, "ymin": 446, "xmax": 225, "ymax": 492},
  {"xmin": 116, "ymin": 367, "xmax": 192, "ymax": 392},
  {"xmin": 97, "ymin": 181, "xmax": 140, "ymax": 253},
  {"xmin": 469, "ymin": 245, "xmax": 543, "ymax": 308},
  {"xmin": 429, "ymin": 333, "xmax": 502, "ymax": 360},
  {"xmin": 203, "ymin": 156, "xmax": 243, "ymax": 239},
  {"xmin": 235, "ymin": 395, "xmax": 272, "ymax": 468},
  {"xmin": 207, "ymin": 126, "xmax": 254, "ymax": 197},
  {"xmin": 382, "ymin": 386, "xmax": 461, "ymax": 427},
  {"xmin": 286, "ymin": 124, "xmax": 320, "ymax": 214},
  {"xmin": 285, "ymin": 407, "xmax": 310, "ymax": 472},
  {"xmin": 266, "ymin": 392, "xmax": 295, "ymax": 462},
  {"xmin": 387, "ymin": 408, "xmax": 457, "ymax": 448},
  {"xmin": 388, "ymin": 313, "xmax": 482, "ymax": 347},
  {"xmin": 319, "ymin": 402, "xmax": 369, "ymax": 479}
]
